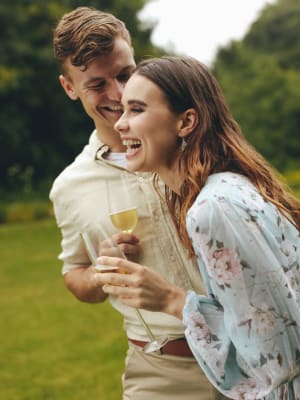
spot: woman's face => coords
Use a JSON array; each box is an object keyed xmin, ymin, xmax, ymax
[{"xmin": 115, "ymin": 74, "xmax": 182, "ymax": 175}]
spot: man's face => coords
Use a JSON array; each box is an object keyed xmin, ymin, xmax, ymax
[{"xmin": 60, "ymin": 37, "xmax": 135, "ymax": 147}]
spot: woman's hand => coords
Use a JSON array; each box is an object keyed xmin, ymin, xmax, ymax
[{"xmin": 97, "ymin": 256, "xmax": 186, "ymax": 320}]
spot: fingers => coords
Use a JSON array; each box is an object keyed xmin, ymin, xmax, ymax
[
  {"xmin": 113, "ymin": 232, "xmax": 139, "ymax": 245},
  {"xmin": 98, "ymin": 246, "xmax": 123, "ymax": 257},
  {"xmin": 113, "ymin": 233, "xmax": 140, "ymax": 256},
  {"xmin": 98, "ymin": 234, "xmax": 140, "ymax": 257},
  {"xmin": 98, "ymin": 237, "xmax": 117, "ymax": 250},
  {"xmin": 104, "ymin": 285, "xmax": 141, "ymax": 304},
  {"xmin": 92, "ymin": 268, "xmax": 124, "ymax": 289},
  {"xmin": 102, "ymin": 282, "xmax": 143, "ymax": 309},
  {"xmin": 94, "ymin": 264, "xmax": 137, "ymax": 300},
  {"xmin": 97, "ymin": 256, "xmax": 139, "ymax": 274},
  {"xmin": 119, "ymin": 242, "xmax": 141, "ymax": 256},
  {"xmin": 98, "ymin": 242, "xmax": 140, "ymax": 257}
]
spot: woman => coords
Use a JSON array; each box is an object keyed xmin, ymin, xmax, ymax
[{"xmin": 98, "ymin": 56, "xmax": 300, "ymax": 399}]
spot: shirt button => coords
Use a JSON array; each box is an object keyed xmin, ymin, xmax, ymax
[
  {"xmin": 153, "ymin": 211, "xmax": 160, "ymax": 221},
  {"xmin": 170, "ymin": 254, "xmax": 176, "ymax": 262}
]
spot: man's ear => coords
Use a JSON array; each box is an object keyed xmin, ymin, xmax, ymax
[
  {"xmin": 59, "ymin": 74, "xmax": 78, "ymax": 101},
  {"xmin": 177, "ymin": 108, "xmax": 198, "ymax": 138}
]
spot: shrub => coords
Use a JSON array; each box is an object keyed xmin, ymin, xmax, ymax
[{"xmin": 0, "ymin": 201, "xmax": 53, "ymax": 224}]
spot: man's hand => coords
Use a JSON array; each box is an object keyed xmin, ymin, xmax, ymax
[{"xmin": 98, "ymin": 232, "xmax": 140, "ymax": 260}]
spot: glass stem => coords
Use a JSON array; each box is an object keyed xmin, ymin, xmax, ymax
[{"xmin": 135, "ymin": 309, "xmax": 156, "ymax": 342}]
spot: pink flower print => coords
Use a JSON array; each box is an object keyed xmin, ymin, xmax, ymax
[
  {"xmin": 194, "ymin": 231, "xmax": 214, "ymax": 264},
  {"xmin": 231, "ymin": 377, "xmax": 262, "ymax": 400},
  {"xmin": 261, "ymin": 356, "xmax": 283, "ymax": 378},
  {"xmin": 188, "ymin": 311, "xmax": 211, "ymax": 342},
  {"xmin": 208, "ymin": 247, "xmax": 242, "ymax": 286},
  {"xmin": 243, "ymin": 304, "xmax": 277, "ymax": 335},
  {"xmin": 254, "ymin": 308, "xmax": 277, "ymax": 335}
]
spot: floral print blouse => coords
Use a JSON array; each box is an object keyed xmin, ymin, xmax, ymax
[{"xmin": 183, "ymin": 172, "xmax": 300, "ymax": 400}]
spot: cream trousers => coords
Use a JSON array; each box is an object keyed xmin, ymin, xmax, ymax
[{"xmin": 122, "ymin": 342, "xmax": 229, "ymax": 400}]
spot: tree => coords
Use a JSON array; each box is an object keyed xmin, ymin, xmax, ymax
[
  {"xmin": 0, "ymin": 0, "xmax": 165, "ymax": 196},
  {"xmin": 213, "ymin": 0, "xmax": 300, "ymax": 172}
]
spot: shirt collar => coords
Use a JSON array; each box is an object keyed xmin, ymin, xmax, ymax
[{"xmin": 88, "ymin": 130, "xmax": 110, "ymax": 161}]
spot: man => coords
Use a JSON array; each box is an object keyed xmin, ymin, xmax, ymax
[{"xmin": 50, "ymin": 6, "xmax": 220, "ymax": 400}]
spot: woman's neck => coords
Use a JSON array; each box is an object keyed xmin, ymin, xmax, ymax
[{"xmin": 158, "ymin": 161, "xmax": 183, "ymax": 195}]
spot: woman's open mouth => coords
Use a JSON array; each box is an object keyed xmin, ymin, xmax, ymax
[{"xmin": 122, "ymin": 139, "xmax": 141, "ymax": 155}]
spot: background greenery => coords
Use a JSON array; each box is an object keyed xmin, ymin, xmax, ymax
[
  {"xmin": 0, "ymin": 0, "xmax": 166, "ymax": 199},
  {"xmin": 0, "ymin": 0, "xmax": 299, "ymax": 201},
  {"xmin": 0, "ymin": 220, "xmax": 127, "ymax": 399},
  {"xmin": 213, "ymin": 0, "xmax": 300, "ymax": 172}
]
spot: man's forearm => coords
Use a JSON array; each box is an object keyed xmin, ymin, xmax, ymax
[{"xmin": 64, "ymin": 266, "xmax": 108, "ymax": 303}]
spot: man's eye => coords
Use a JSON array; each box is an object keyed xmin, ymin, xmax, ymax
[
  {"xmin": 88, "ymin": 82, "xmax": 105, "ymax": 90},
  {"xmin": 118, "ymin": 73, "xmax": 131, "ymax": 83}
]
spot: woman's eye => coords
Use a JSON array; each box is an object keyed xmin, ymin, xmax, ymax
[{"xmin": 131, "ymin": 107, "xmax": 143, "ymax": 113}]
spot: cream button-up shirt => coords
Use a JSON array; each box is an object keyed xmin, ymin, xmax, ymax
[{"xmin": 50, "ymin": 130, "xmax": 205, "ymax": 341}]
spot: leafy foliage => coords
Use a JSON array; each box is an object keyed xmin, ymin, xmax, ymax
[
  {"xmin": 0, "ymin": 0, "xmax": 165, "ymax": 194},
  {"xmin": 1, "ymin": 0, "xmax": 299, "ymax": 196},
  {"xmin": 213, "ymin": 0, "xmax": 300, "ymax": 171}
]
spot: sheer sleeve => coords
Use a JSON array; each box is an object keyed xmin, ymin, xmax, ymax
[{"xmin": 183, "ymin": 195, "xmax": 300, "ymax": 399}]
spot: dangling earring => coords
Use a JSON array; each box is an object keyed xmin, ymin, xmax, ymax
[{"xmin": 181, "ymin": 137, "xmax": 187, "ymax": 152}]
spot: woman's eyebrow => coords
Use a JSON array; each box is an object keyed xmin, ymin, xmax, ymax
[{"xmin": 127, "ymin": 99, "xmax": 146, "ymax": 106}]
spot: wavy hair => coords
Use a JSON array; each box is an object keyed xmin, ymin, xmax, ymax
[
  {"xmin": 134, "ymin": 56, "xmax": 300, "ymax": 256},
  {"xmin": 53, "ymin": 6, "xmax": 132, "ymax": 76}
]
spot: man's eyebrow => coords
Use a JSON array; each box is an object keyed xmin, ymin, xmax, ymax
[
  {"xmin": 84, "ymin": 77, "xmax": 104, "ymax": 86},
  {"xmin": 119, "ymin": 65, "xmax": 135, "ymax": 73},
  {"xmin": 84, "ymin": 66, "xmax": 134, "ymax": 87}
]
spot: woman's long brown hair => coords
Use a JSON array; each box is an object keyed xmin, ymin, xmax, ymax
[{"xmin": 134, "ymin": 56, "xmax": 300, "ymax": 256}]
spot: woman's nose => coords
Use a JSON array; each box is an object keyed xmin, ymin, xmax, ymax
[{"xmin": 114, "ymin": 114, "xmax": 128, "ymax": 133}]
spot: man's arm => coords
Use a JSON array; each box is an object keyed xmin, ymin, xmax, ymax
[
  {"xmin": 63, "ymin": 232, "xmax": 141, "ymax": 303},
  {"xmin": 64, "ymin": 265, "xmax": 108, "ymax": 303}
]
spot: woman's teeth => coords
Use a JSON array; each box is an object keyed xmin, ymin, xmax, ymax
[{"xmin": 122, "ymin": 139, "xmax": 141, "ymax": 153}]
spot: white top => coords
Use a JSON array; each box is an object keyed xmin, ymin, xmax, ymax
[{"xmin": 105, "ymin": 151, "xmax": 127, "ymax": 167}]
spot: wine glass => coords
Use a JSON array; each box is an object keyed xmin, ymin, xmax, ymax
[
  {"xmin": 80, "ymin": 232, "xmax": 118, "ymax": 272},
  {"xmin": 80, "ymin": 233, "xmax": 169, "ymax": 353},
  {"xmin": 106, "ymin": 176, "xmax": 169, "ymax": 350},
  {"xmin": 106, "ymin": 175, "xmax": 138, "ymax": 234},
  {"xmin": 106, "ymin": 174, "xmax": 170, "ymax": 353}
]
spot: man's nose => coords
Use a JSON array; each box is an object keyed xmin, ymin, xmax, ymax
[{"xmin": 107, "ymin": 79, "xmax": 124, "ymax": 100}]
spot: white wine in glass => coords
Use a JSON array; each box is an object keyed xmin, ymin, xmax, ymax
[
  {"xmin": 109, "ymin": 207, "xmax": 138, "ymax": 233},
  {"xmin": 107, "ymin": 175, "xmax": 138, "ymax": 233}
]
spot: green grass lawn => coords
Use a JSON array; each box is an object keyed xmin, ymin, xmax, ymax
[{"xmin": 0, "ymin": 220, "xmax": 127, "ymax": 400}]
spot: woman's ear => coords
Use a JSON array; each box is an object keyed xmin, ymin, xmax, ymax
[
  {"xmin": 59, "ymin": 74, "xmax": 78, "ymax": 101},
  {"xmin": 177, "ymin": 108, "xmax": 198, "ymax": 138}
]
